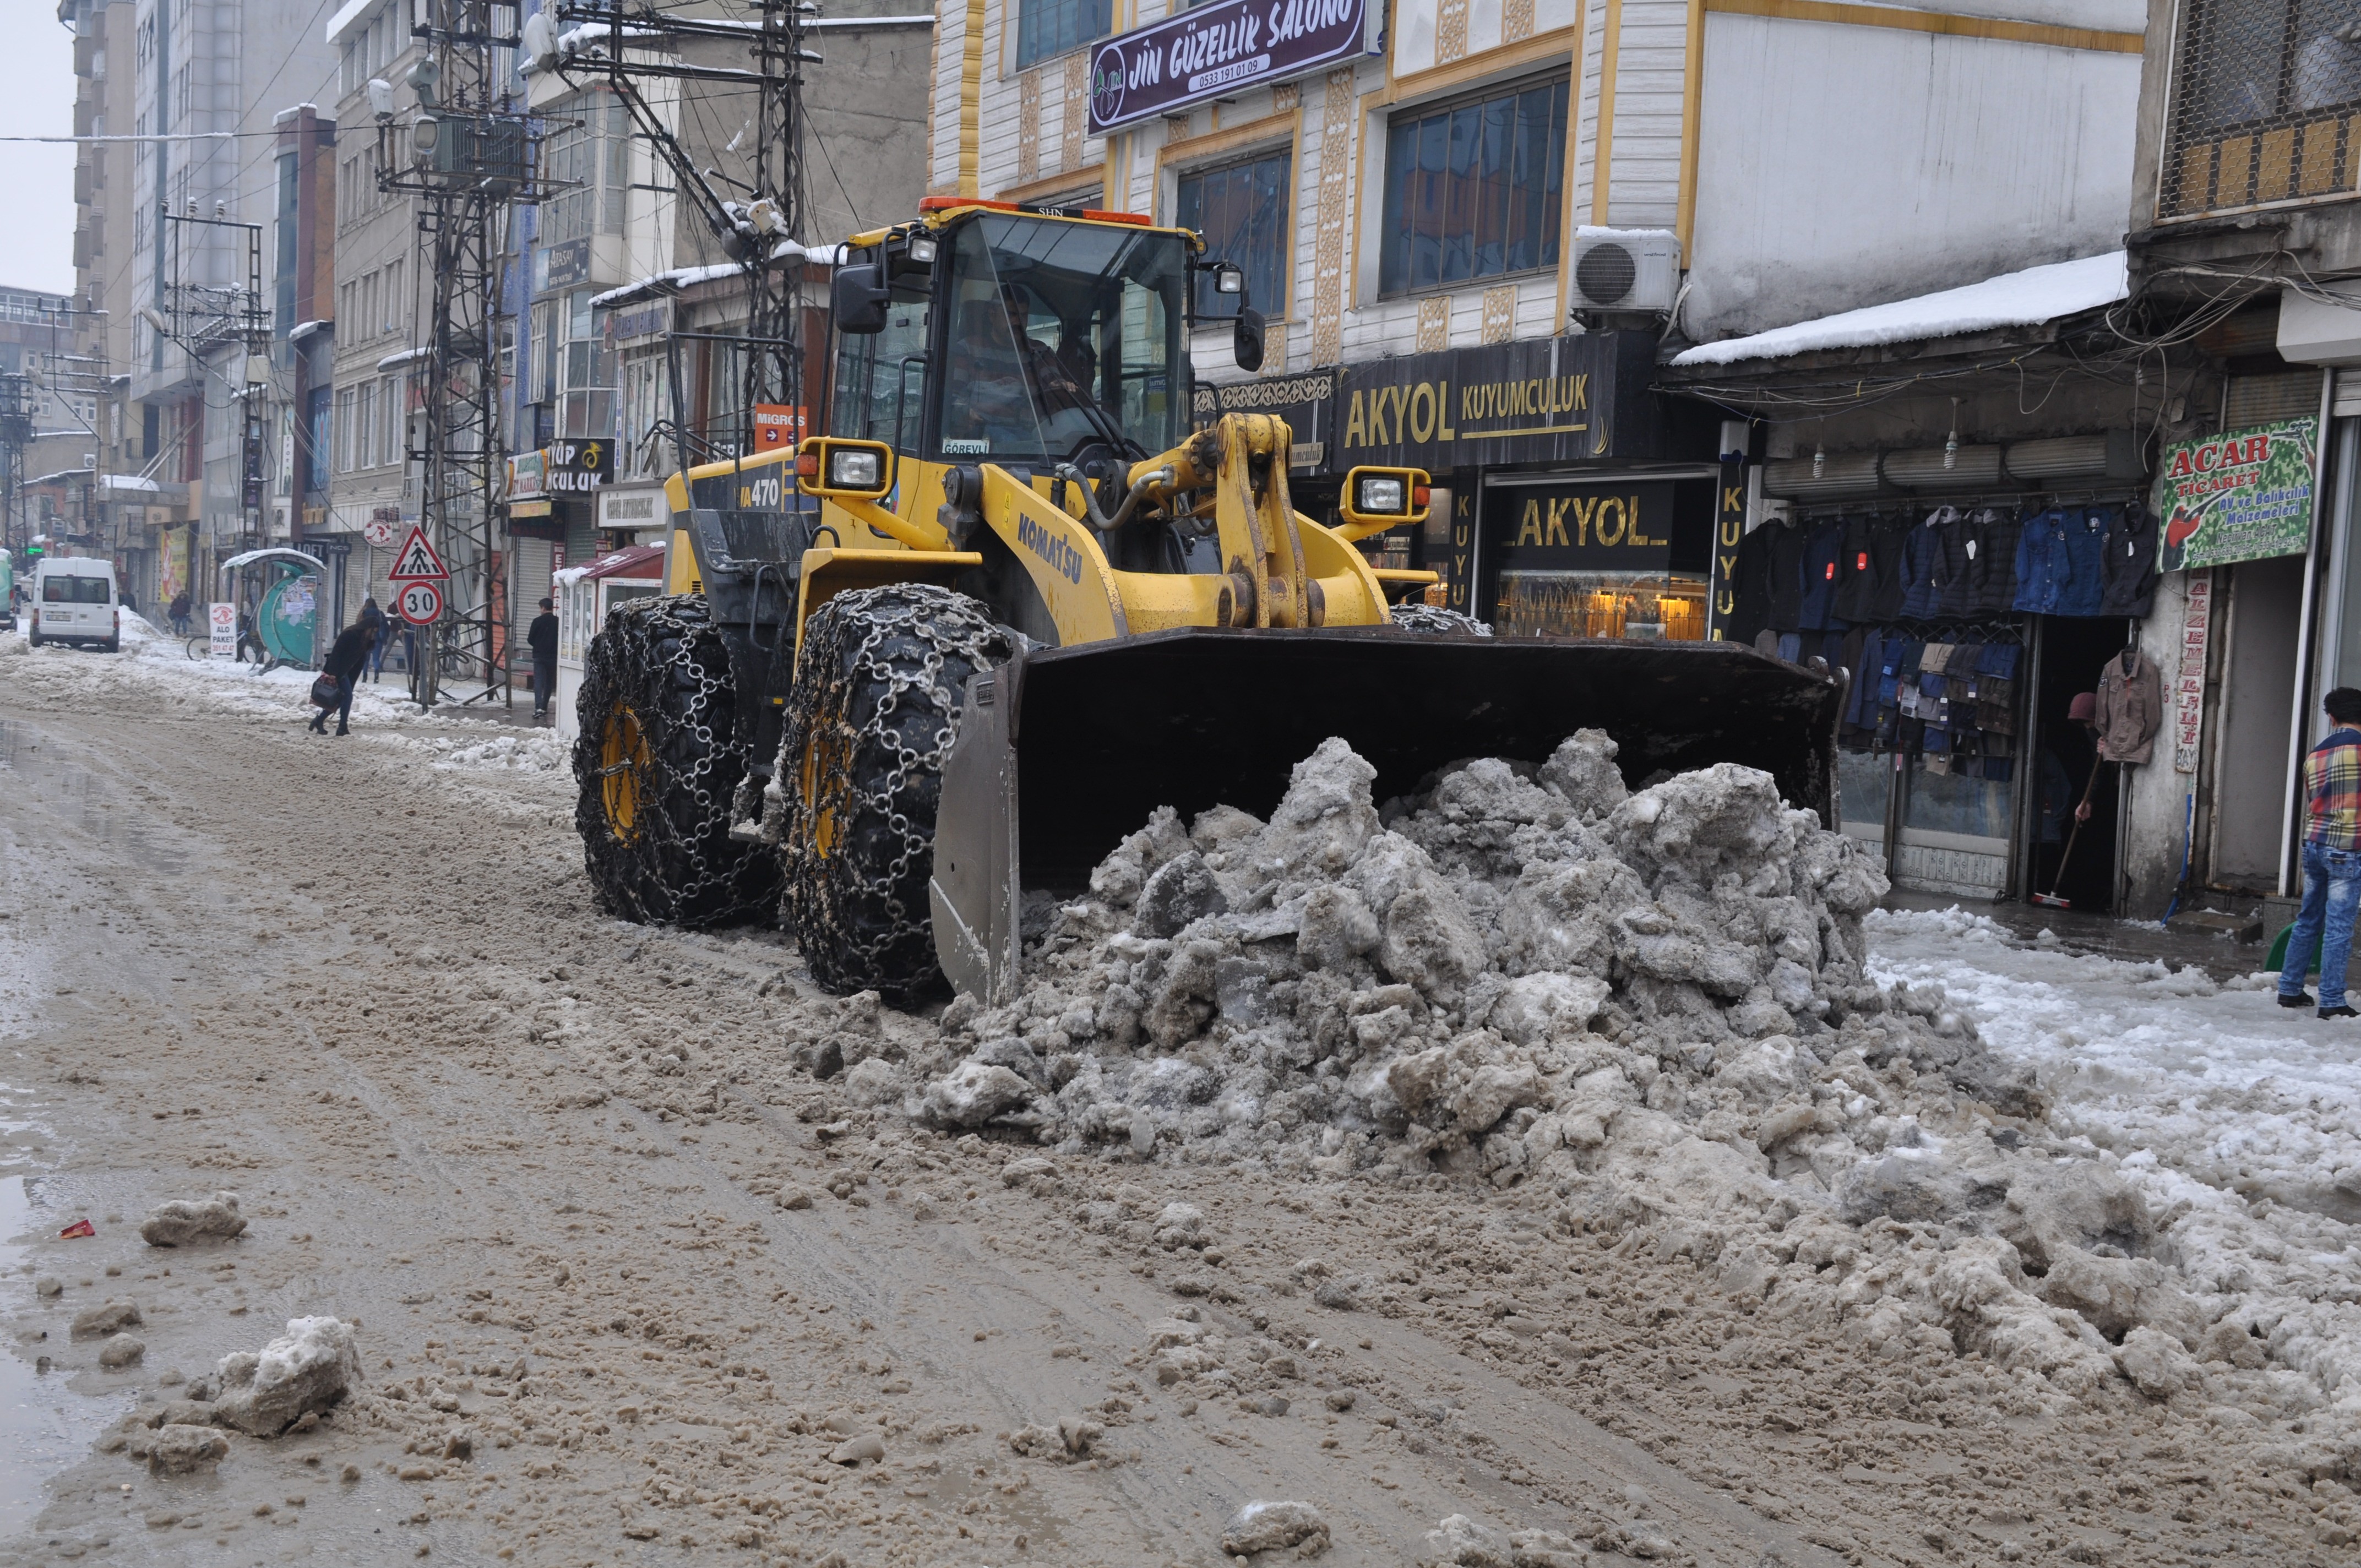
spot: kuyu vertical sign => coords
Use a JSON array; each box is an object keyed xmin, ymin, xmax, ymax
[{"xmin": 1706, "ymin": 456, "xmax": 1747, "ymax": 641}]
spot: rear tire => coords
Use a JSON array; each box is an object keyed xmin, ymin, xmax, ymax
[
  {"xmin": 572, "ymin": 594, "xmax": 779, "ymax": 928},
  {"xmin": 1390, "ymin": 603, "xmax": 1494, "ymax": 636},
  {"xmin": 771, "ymin": 584, "xmax": 1010, "ymax": 1000}
]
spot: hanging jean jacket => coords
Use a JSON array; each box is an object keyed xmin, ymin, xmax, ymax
[
  {"xmin": 2012, "ymin": 507, "xmax": 2077, "ymax": 614},
  {"xmin": 2054, "ymin": 505, "xmax": 2112, "ymax": 617}
]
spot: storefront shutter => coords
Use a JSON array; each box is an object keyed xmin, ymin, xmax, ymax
[
  {"xmin": 513, "ymin": 538, "xmax": 554, "ymax": 649},
  {"xmin": 2223, "ymin": 368, "xmax": 2325, "ymax": 427}
]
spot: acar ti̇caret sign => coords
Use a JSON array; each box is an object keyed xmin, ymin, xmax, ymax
[{"xmin": 1088, "ymin": 0, "xmax": 1378, "ymax": 134}]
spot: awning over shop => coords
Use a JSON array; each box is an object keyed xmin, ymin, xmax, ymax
[
  {"xmin": 1671, "ymin": 251, "xmax": 2129, "ymax": 368},
  {"xmin": 553, "ymin": 542, "xmax": 666, "ymax": 589}
]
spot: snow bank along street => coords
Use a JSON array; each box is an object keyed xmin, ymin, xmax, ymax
[{"xmin": 5, "ymin": 625, "xmax": 2361, "ymax": 1565}]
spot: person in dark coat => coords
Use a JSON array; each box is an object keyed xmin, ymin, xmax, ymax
[
  {"xmin": 528, "ymin": 596, "xmax": 559, "ymax": 718},
  {"xmin": 358, "ymin": 595, "xmax": 387, "ymax": 682},
  {"xmin": 169, "ymin": 590, "xmax": 192, "ymax": 638},
  {"xmin": 309, "ymin": 617, "xmax": 380, "ymax": 736}
]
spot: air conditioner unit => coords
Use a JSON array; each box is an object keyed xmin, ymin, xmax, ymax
[{"xmin": 1570, "ymin": 227, "xmax": 1680, "ymax": 315}]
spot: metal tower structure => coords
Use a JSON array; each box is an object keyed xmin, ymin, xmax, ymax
[
  {"xmin": 379, "ymin": 1, "xmax": 550, "ymax": 707},
  {"xmin": 0, "ymin": 374, "xmax": 30, "ymax": 559},
  {"xmin": 160, "ymin": 206, "xmax": 271, "ymax": 551},
  {"xmin": 545, "ymin": 0, "xmax": 818, "ymax": 451}
]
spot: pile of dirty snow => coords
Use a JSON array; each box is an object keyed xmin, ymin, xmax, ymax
[{"xmin": 782, "ymin": 735, "xmax": 2361, "ymax": 1451}]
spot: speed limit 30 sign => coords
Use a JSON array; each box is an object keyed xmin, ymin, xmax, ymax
[{"xmin": 396, "ymin": 579, "xmax": 444, "ymax": 625}]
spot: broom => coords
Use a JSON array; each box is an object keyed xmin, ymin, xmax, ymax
[{"xmin": 2033, "ymin": 755, "xmax": 2106, "ymax": 910}]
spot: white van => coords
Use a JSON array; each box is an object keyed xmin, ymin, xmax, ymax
[{"xmin": 29, "ymin": 557, "xmax": 121, "ymax": 652}]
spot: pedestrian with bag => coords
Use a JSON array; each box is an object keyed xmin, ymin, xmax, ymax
[
  {"xmin": 528, "ymin": 596, "xmax": 559, "ymax": 719},
  {"xmin": 308, "ymin": 616, "xmax": 379, "ymax": 737},
  {"xmin": 2279, "ymin": 687, "xmax": 2361, "ymax": 1019}
]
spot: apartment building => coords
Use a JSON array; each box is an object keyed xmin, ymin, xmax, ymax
[{"xmin": 2110, "ymin": 0, "xmax": 2361, "ymax": 918}]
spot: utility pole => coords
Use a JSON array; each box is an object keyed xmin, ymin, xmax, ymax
[
  {"xmin": 377, "ymin": 1, "xmax": 548, "ymax": 707},
  {"xmin": 0, "ymin": 373, "xmax": 29, "ymax": 560},
  {"xmin": 159, "ymin": 203, "xmax": 272, "ymax": 563},
  {"xmin": 542, "ymin": 0, "xmax": 818, "ymax": 450}
]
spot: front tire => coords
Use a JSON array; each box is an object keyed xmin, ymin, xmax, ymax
[
  {"xmin": 572, "ymin": 594, "xmax": 778, "ymax": 928},
  {"xmin": 771, "ymin": 584, "xmax": 1009, "ymax": 999}
]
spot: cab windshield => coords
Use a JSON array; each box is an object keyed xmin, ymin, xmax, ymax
[{"xmin": 937, "ymin": 214, "xmax": 1188, "ymax": 466}]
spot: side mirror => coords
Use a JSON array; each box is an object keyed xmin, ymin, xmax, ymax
[
  {"xmin": 1233, "ymin": 306, "xmax": 1265, "ymax": 373},
  {"xmin": 830, "ymin": 263, "xmax": 890, "ymax": 335}
]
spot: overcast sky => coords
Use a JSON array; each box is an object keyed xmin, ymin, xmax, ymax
[{"xmin": 0, "ymin": 10, "xmax": 77, "ymax": 296}]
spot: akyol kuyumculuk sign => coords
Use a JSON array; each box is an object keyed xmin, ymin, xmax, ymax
[
  {"xmin": 1088, "ymin": 0, "xmax": 1378, "ymax": 134},
  {"xmin": 2154, "ymin": 417, "xmax": 2317, "ymax": 573}
]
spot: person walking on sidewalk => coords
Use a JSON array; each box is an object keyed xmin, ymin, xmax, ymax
[
  {"xmin": 308, "ymin": 617, "xmax": 380, "ymax": 737},
  {"xmin": 358, "ymin": 595, "xmax": 387, "ymax": 682},
  {"xmin": 528, "ymin": 596, "xmax": 559, "ymax": 720},
  {"xmin": 169, "ymin": 589, "xmax": 192, "ymax": 638},
  {"xmin": 2280, "ymin": 687, "xmax": 2361, "ymax": 1019}
]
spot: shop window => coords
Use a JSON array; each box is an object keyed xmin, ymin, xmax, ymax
[
  {"xmin": 1015, "ymin": 0, "xmax": 1109, "ymax": 70},
  {"xmin": 1483, "ymin": 480, "xmax": 1707, "ymax": 641},
  {"xmin": 1176, "ymin": 151, "xmax": 1291, "ymax": 317},
  {"xmin": 1379, "ymin": 76, "xmax": 1568, "ymax": 297}
]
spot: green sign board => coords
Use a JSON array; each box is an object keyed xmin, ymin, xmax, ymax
[{"xmin": 2155, "ymin": 417, "xmax": 2318, "ymax": 573}]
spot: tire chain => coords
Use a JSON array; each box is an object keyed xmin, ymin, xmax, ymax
[
  {"xmin": 572, "ymin": 593, "xmax": 779, "ymax": 928},
  {"xmin": 1389, "ymin": 603, "xmax": 1495, "ymax": 636},
  {"xmin": 765, "ymin": 584, "xmax": 1010, "ymax": 997}
]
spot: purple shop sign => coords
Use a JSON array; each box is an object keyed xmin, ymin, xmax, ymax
[{"xmin": 1087, "ymin": 0, "xmax": 1378, "ymax": 135}]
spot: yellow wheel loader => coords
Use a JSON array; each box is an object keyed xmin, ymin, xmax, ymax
[{"xmin": 573, "ymin": 200, "xmax": 1846, "ymax": 999}]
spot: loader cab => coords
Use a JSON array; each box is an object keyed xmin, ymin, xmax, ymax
[{"xmin": 829, "ymin": 205, "xmax": 1196, "ymax": 507}]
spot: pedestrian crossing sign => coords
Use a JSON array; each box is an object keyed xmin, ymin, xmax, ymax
[{"xmin": 388, "ymin": 525, "xmax": 450, "ymax": 581}]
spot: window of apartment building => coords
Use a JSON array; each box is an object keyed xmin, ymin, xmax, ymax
[
  {"xmin": 1015, "ymin": 0, "xmax": 1110, "ymax": 70},
  {"xmin": 1176, "ymin": 151, "xmax": 1291, "ymax": 317},
  {"xmin": 558, "ymin": 289, "xmax": 615, "ymax": 439},
  {"xmin": 334, "ymin": 384, "xmax": 356, "ymax": 472},
  {"xmin": 381, "ymin": 375, "xmax": 405, "ymax": 468},
  {"xmin": 357, "ymin": 380, "xmax": 377, "ymax": 469},
  {"xmin": 1378, "ymin": 75, "xmax": 1568, "ymax": 297},
  {"xmin": 541, "ymin": 96, "xmax": 629, "ymax": 244}
]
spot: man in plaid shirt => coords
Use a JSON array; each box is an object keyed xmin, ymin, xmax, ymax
[{"xmin": 2280, "ymin": 687, "xmax": 2361, "ymax": 1018}]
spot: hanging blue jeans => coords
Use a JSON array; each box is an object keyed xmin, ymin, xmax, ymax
[{"xmin": 2281, "ymin": 841, "xmax": 2361, "ymax": 1009}]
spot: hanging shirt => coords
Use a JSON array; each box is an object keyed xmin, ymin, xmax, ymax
[
  {"xmin": 1727, "ymin": 524, "xmax": 1776, "ymax": 648},
  {"xmin": 1796, "ymin": 519, "xmax": 1850, "ymax": 631},
  {"xmin": 1966, "ymin": 507, "xmax": 2027, "ymax": 616},
  {"xmin": 2306, "ymin": 727, "xmax": 2361, "ymax": 852},
  {"xmin": 2099, "ymin": 503, "xmax": 2160, "ymax": 618},
  {"xmin": 1898, "ymin": 509, "xmax": 1953, "ymax": 618},
  {"xmin": 1765, "ymin": 524, "xmax": 1808, "ymax": 632},
  {"xmin": 1835, "ymin": 514, "xmax": 1903, "ymax": 623}
]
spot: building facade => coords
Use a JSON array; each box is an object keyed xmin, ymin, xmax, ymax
[
  {"xmin": 919, "ymin": 0, "xmax": 2144, "ymax": 629},
  {"xmin": 2114, "ymin": 0, "xmax": 2361, "ymax": 922}
]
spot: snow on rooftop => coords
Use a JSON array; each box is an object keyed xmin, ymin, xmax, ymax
[
  {"xmin": 99, "ymin": 473, "xmax": 161, "ymax": 492},
  {"xmin": 1669, "ymin": 250, "xmax": 2129, "ymax": 368},
  {"xmin": 590, "ymin": 243, "xmax": 843, "ymax": 311}
]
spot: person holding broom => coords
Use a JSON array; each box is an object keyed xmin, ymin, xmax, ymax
[{"xmin": 2278, "ymin": 687, "xmax": 2361, "ymax": 1020}]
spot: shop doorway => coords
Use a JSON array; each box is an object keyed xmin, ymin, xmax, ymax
[
  {"xmin": 2209, "ymin": 556, "xmax": 2306, "ymax": 891},
  {"xmin": 2026, "ymin": 614, "xmax": 2134, "ymax": 911}
]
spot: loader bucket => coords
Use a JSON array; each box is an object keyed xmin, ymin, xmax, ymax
[{"xmin": 929, "ymin": 629, "xmax": 1848, "ymax": 1004}]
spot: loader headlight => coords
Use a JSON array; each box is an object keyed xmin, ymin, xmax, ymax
[
  {"xmin": 827, "ymin": 448, "xmax": 883, "ymax": 490},
  {"xmin": 905, "ymin": 235, "xmax": 938, "ymax": 265},
  {"xmin": 1356, "ymin": 475, "xmax": 1407, "ymax": 515}
]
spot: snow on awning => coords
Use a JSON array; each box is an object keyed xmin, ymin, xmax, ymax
[
  {"xmin": 553, "ymin": 542, "xmax": 667, "ymax": 588},
  {"xmin": 377, "ymin": 345, "xmax": 429, "ymax": 372},
  {"xmin": 99, "ymin": 473, "xmax": 160, "ymax": 493},
  {"xmin": 590, "ymin": 242, "xmax": 844, "ymax": 312},
  {"xmin": 1669, "ymin": 251, "xmax": 2129, "ymax": 368}
]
